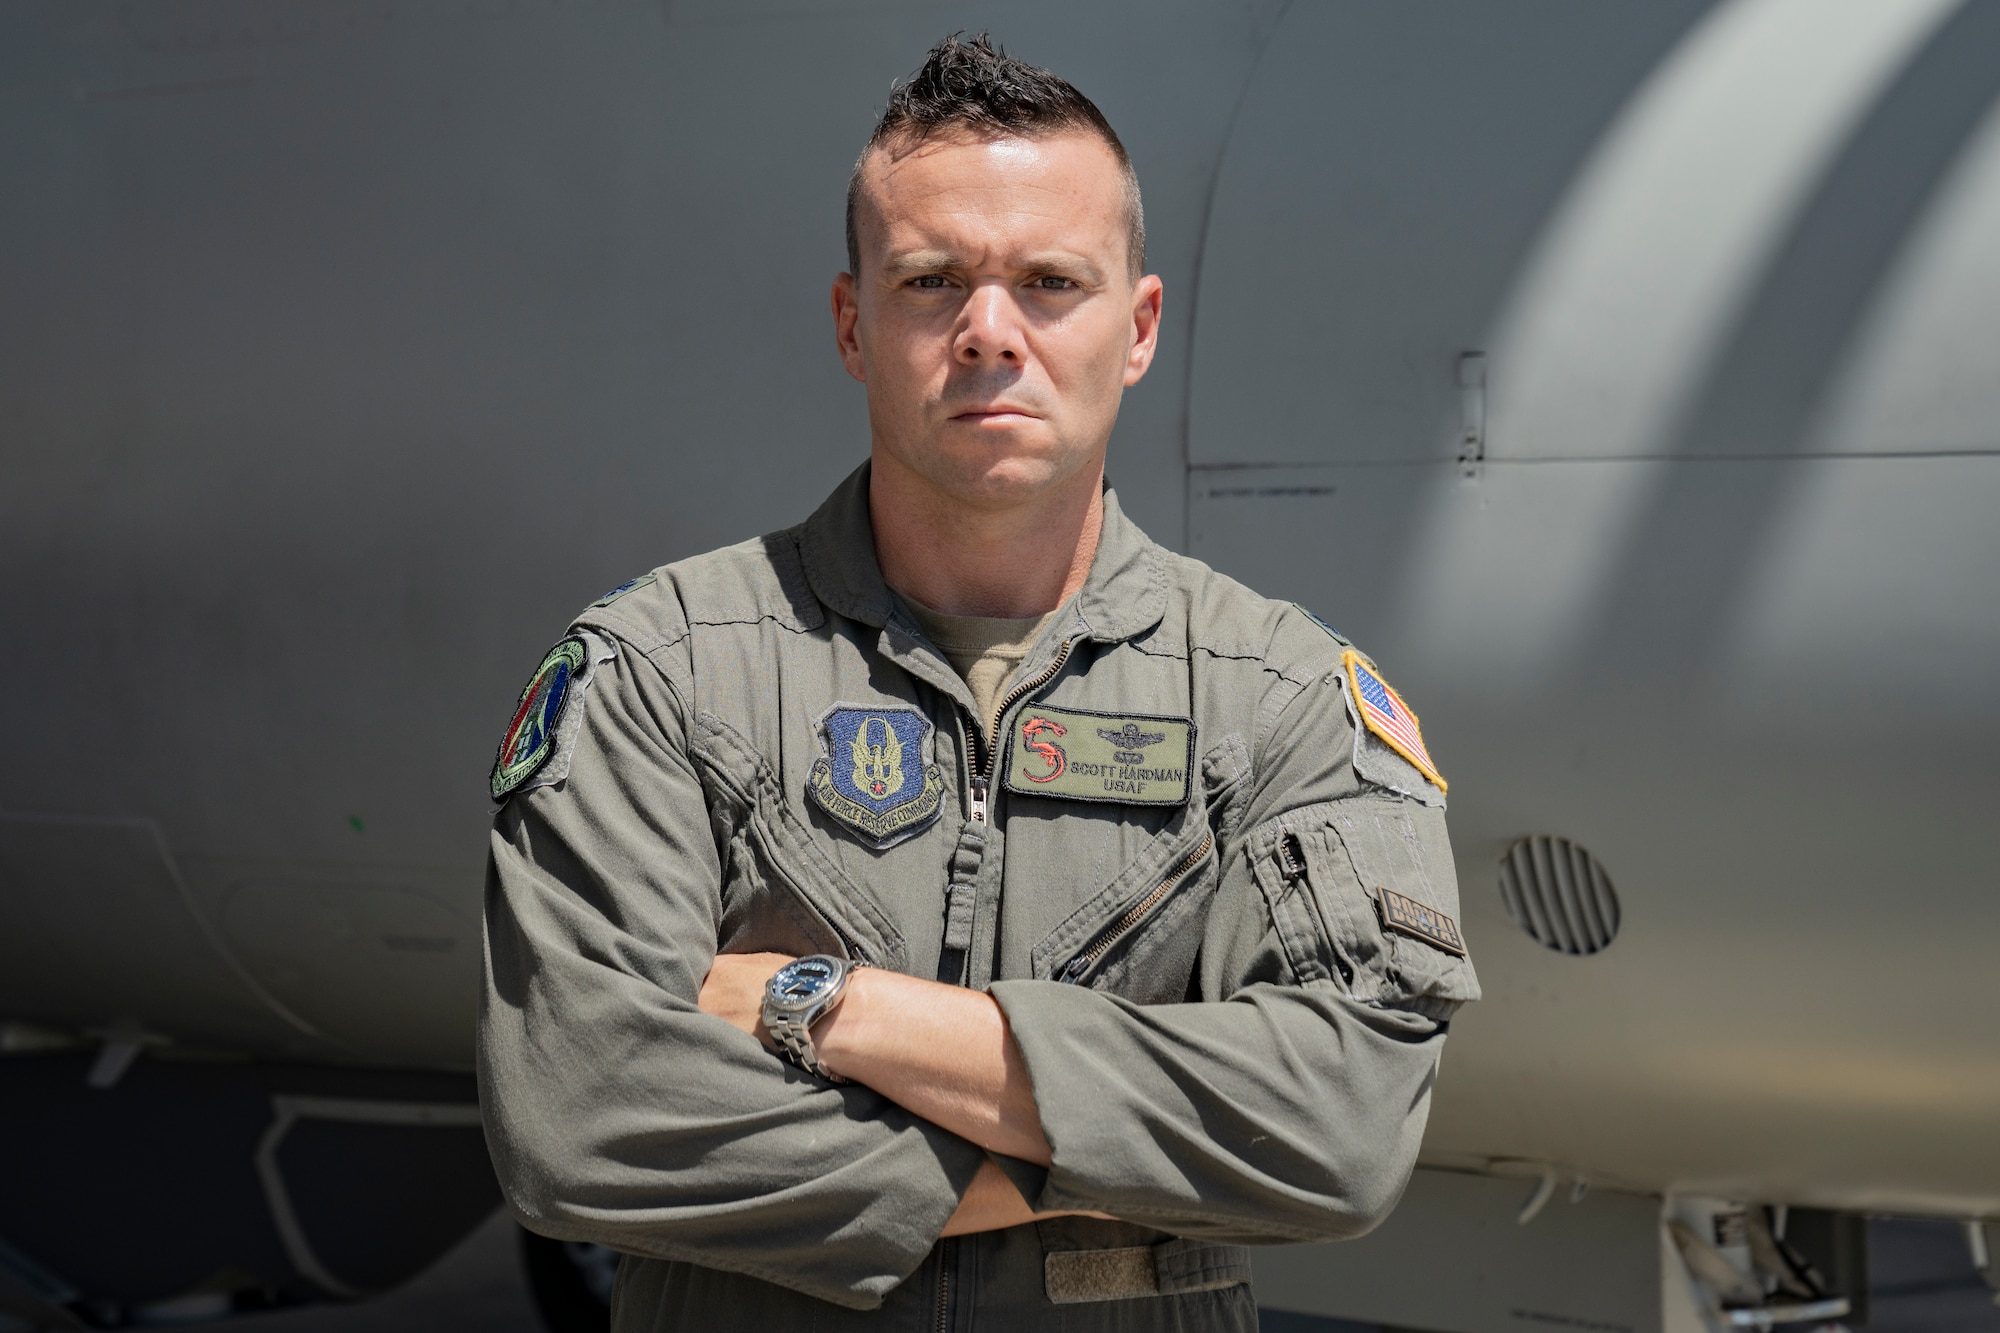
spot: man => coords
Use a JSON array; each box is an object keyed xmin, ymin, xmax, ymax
[{"xmin": 480, "ymin": 33, "xmax": 1478, "ymax": 1332}]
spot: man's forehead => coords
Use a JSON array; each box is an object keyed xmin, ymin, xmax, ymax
[
  {"xmin": 856, "ymin": 130, "xmax": 1127, "ymax": 249},
  {"xmin": 864, "ymin": 125, "xmax": 1121, "ymax": 180}
]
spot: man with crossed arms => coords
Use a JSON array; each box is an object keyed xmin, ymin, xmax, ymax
[{"xmin": 481, "ymin": 33, "xmax": 1478, "ymax": 1333}]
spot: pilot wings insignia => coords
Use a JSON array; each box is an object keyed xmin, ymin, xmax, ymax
[{"xmin": 1097, "ymin": 722, "xmax": 1165, "ymax": 764}]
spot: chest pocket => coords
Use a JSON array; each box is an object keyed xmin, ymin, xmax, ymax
[
  {"xmin": 690, "ymin": 710, "xmax": 910, "ymax": 972},
  {"xmin": 1038, "ymin": 823, "xmax": 1218, "ymax": 1002},
  {"xmin": 1255, "ymin": 796, "xmax": 1480, "ymax": 1018},
  {"xmin": 1026, "ymin": 737, "xmax": 1250, "ymax": 1003}
]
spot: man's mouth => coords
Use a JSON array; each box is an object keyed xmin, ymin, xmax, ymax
[{"xmin": 949, "ymin": 407, "xmax": 1040, "ymax": 424}]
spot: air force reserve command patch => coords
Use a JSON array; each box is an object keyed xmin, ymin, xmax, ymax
[
  {"xmin": 807, "ymin": 704, "xmax": 946, "ymax": 848},
  {"xmin": 1003, "ymin": 704, "xmax": 1194, "ymax": 806},
  {"xmin": 1342, "ymin": 648, "xmax": 1446, "ymax": 793},
  {"xmin": 491, "ymin": 638, "xmax": 589, "ymax": 800}
]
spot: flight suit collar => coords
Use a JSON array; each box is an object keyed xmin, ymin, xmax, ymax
[{"xmin": 798, "ymin": 461, "xmax": 1169, "ymax": 648}]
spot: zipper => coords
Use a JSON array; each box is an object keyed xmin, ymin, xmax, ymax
[
  {"xmin": 963, "ymin": 636, "xmax": 1076, "ymax": 823},
  {"xmin": 748, "ymin": 818, "xmax": 870, "ymax": 964},
  {"xmin": 1277, "ymin": 832, "xmax": 1307, "ymax": 882},
  {"xmin": 934, "ymin": 1237, "xmax": 955, "ymax": 1333},
  {"xmin": 1275, "ymin": 830, "xmax": 1351, "ymax": 986},
  {"xmin": 772, "ymin": 842, "xmax": 868, "ymax": 965},
  {"xmin": 1057, "ymin": 831, "xmax": 1215, "ymax": 984}
]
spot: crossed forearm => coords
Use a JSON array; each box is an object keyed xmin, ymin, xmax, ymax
[
  {"xmin": 817, "ymin": 965, "xmax": 1051, "ymax": 1164},
  {"xmin": 696, "ymin": 953, "xmax": 1123, "ymax": 1235},
  {"xmin": 698, "ymin": 955, "xmax": 1114, "ymax": 1234},
  {"xmin": 697, "ymin": 953, "xmax": 1050, "ymax": 1163}
]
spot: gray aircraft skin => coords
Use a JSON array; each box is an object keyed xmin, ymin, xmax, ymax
[{"xmin": 3, "ymin": 0, "xmax": 1998, "ymax": 1327}]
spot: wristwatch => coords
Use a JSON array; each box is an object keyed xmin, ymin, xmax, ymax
[{"xmin": 762, "ymin": 954, "xmax": 862, "ymax": 1081}]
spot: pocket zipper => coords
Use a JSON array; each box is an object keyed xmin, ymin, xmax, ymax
[
  {"xmin": 1056, "ymin": 832, "xmax": 1215, "ymax": 984},
  {"xmin": 751, "ymin": 818, "xmax": 870, "ymax": 964},
  {"xmin": 1273, "ymin": 830, "xmax": 1352, "ymax": 987}
]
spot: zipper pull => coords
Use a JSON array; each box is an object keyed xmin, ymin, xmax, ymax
[
  {"xmin": 1056, "ymin": 955, "xmax": 1089, "ymax": 985},
  {"xmin": 1278, "ymin": 833, "xmax": 1307, "ymax": 881},
  {"xmin": 968, "ymin": 775, "xmax": 988, "ymax": 824}
]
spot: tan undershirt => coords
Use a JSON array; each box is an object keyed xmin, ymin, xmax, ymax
[{"xmin": 898, "ymin": 595, "xmax": 1060, "ymax": 743}]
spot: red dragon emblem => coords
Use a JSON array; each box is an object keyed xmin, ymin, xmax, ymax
[{"xmin": 1020, "ymin": 716, "xmax": 1068, "ymax": 783}]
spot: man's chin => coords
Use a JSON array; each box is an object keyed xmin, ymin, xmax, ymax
[
  {"xmin": 875, "ymin": 421, "xmax": 1101, "ymax": 509},
  {"xmin": 919, "ymin": 451, "xmax": 1085, "ymax": 511}
]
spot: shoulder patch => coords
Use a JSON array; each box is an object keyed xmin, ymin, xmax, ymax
[
  {"xmin": 590, "ymin": 572, "xmax": 656, "ymax": 609},
  {"xmin": 807, "ymin": 703, "xmax": 945, "ymax": 849},
  {"xmin": 491, "ymin": 638, "xmax": 588, "ymax": 800},
  {"xmin": 1294, "ymin": 604, "xmax": 1349, "ymax": 645},
  {"xmin": 1341, "ymin": 649, "xmax": 1446, "ymax": 794},
  {"xmin": 1379, "ymin": 887, "xmax": 1467, "ymax": 957},
  {"xmin": 1002, "ymin": 705, "xmax": 1195, "ymax": 807}
]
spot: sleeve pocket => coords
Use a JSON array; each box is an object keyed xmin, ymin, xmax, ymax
[{"xmin": 1253, "ymin": 796, "xmax": 1480, "ymax": 1017}]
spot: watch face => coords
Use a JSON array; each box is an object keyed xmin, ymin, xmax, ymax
[{"xmin": 770, "ymin": 957, "xmax": 840, "ymax": 1010}]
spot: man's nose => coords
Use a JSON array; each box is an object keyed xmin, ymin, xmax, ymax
[{"xmin": 954, "ymin": 283, "xmax": 1024, "ymax": 365}]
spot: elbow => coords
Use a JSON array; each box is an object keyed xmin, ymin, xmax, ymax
[
  {"xmin": 482, "ymin": 1111, "xmax": 584, "ymax": 1239},
  {"xmin": 1270, "ymin": 1166, "xmax": 1413, "ymax": 1246},
  {"xmin": 1285, "ymin": 1122, "xmax": 1425, "ymax": 1244},
  {"xmin": 1333, "ymin": 1156, "xmax": 1417, "ymax": 1241},
  {"xmin": 476, "ymin": 1061, "xmax": 605, "ymax": 1244}
]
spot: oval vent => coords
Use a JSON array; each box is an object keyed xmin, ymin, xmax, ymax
[{"xmin": 1498, "ymin": 835, "xmax": 1620, "ymax": 955}]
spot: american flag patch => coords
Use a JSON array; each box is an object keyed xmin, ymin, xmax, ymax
[{"xmin": 1342, "ymin": 650, "xmax": 1446, "ymax": 793}]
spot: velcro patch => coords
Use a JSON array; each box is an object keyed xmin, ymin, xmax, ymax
[
  {"xmin": 1003, "ymin": 705, "xmax": 1194, "ymax": 807},
  {"xmin": 1342, "ymin": 649, "xmax": 1446, "ymax": 793},
  {"xmin": 491, "ymin": 638, "xmax": 587, "ymax": 800},
  {"xmin": 1378, "ymin": 887, "xmax": 1467, "ymax": 957},
  {"xmin": 589, "ymin": 572, "xmax": 655, "ymax": 609},
  {"xmin": 1294, "ymin": 603, "xmax": 1348, "ymax": 644},
  {"xmin": 806, "ymin": 703, "xmax": 945, "ymax": 849}
]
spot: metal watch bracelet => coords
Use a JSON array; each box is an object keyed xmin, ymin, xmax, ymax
[{"xmin": 768, "ymin": 961, "xmax": 864, "ymax": 1083}]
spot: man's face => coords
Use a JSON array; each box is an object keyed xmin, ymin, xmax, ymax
[{"xmin": 834, "ymin": 131, "xmax": 1163, "ymax": 512}]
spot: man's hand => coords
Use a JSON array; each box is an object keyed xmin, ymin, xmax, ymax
[
  {"xmin": 813, "ymin": 965, "xmax": 1052, "ymax": 1166},
  {"xmin": 941, "ymin": 1158, "xmax": 1044, "ymax": 1236},
  {"xmin": 696, "ymin": 951, "xmax": 793, "ymax": 1044},
  {"xmin": 697, "ymin": 952, "xmax": 1112, "ymax": 1228},
  {"xmin": 696, "ymin": 952, "xmax": 1048, "ymax": 1161}
]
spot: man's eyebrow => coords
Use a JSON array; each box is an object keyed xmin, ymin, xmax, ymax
[
  {"xmin": 880, "ymin": 250, "xmax": 963, "ymax": 278},
  {"xmin": 878, "ymin": 249, "xmax": 1108, "ymax": 284},
  {"xmin": 1018, "ymin": 252, "xmax": 1105, "ymax": 285}
]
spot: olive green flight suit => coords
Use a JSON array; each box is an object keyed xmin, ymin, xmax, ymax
[{"xmin": 479, "ymin": 463, "xmax": 1479, "ymax": 1331}]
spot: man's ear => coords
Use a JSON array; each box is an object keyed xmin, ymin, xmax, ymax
[
  {"xmin": 1124, "ymin": 273, "xmax": 1164, "ymax": 387},
  {"xmin": 832, "ymin": 271, "xmax": 867, "ymax": 383}
]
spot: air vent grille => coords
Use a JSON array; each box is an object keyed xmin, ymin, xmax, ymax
[{"xmin": 1498, "ymin": 835, "xmax": 1620, "ymax": 955}]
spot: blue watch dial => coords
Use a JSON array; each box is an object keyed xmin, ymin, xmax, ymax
[{"xmin": 771, "ymin": 957, "xmax": 840, "ymax": 1005}]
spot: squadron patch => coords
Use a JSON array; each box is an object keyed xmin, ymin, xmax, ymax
[
  {"xmin": 1342, "ymin": 649, "xmax": 1446, "ymax": 793},
  {"xmin": 491, "ymin": 638, "xmax": 588, "ymax": 800},
  {"xmin": 1002, "ymin": 704, "xmax": 1194, "ymax": 807},
  {"xmin": 806, "ymin": 704, "xmax": 945, "ymax": 849}
]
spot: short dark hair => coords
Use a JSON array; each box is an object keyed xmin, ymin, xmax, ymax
[{"xmin": 846, "ymin": 33, "xmax": 1145, "ymax": 279}]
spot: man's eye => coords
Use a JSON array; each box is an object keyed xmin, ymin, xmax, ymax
[
  {"xmin": 1034, "ymin": 276, "xmax": 1076, "ymax": 291},
  {"xmin": 911, "ymin": 275, "xmax": 948, "ymax": 289}
]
